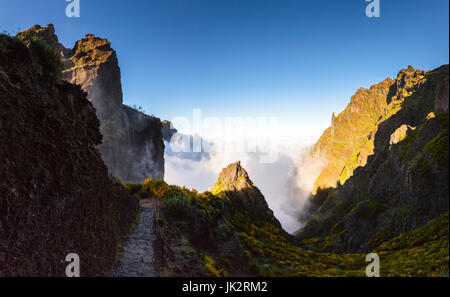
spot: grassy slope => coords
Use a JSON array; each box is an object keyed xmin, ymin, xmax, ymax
[{"xmin": 124, "ymin": 179, "xmax": 448, "ymax": 276}]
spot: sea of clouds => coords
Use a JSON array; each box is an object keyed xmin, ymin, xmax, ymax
[{"xmin": 164, "ymin": 133, "xmax": 325, "ymax": 233}]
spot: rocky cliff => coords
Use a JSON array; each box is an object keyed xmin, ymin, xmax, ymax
[
  {"xmin": 296, "ymin": 65, "xmax": 449, "ymax": 253},
  {"xmin": 0, "ymin": 34, "xmax": 139, "ymax": 276},
  {"xmin": 17, "ymin": 24, "xmax": 164, "ymax": 183},
  {"xmin": 311, "ymin": 76, "xmax": 394, "ymax": 192},
  {"xmin": 210, "ymin": 161, "xmax": 277, "ymax": 219}
]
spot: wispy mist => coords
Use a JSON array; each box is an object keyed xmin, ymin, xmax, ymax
[{"xmin": 164, "ymin": 136, "xmax": 323, "ymax": 234}]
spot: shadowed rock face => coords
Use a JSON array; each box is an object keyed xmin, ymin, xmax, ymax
[
  {"xmin": 435, "ymin": 74, "xmax": 449, "ymax": 114},
  {"xmin": 17, "ymin": 24, "xmax": 164, "ymax": 183},
  {"xmin": 0, "ymin": 34, "xmax": 139, "ymax": 276},
  {"xmin": 161, "ymin": 120, "xmax": 178, "ymax": 142}
]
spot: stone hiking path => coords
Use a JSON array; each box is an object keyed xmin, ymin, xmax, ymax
[{"xmin": 114, "ymin": 199, "xmax": 157, "ymax": 277}]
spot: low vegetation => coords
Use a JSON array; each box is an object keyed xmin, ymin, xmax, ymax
[
  {"xmin": 124, "ymin": 178, "xmax": 448, "ymax": 277},
  {"xmin": 297, "ymin": 65, "xmax": 449, "ymax": 257}
]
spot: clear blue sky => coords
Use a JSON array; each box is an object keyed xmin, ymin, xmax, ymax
[{"xmin": 1, "ymin": 0, "xmax": 449, "ymax": 139}]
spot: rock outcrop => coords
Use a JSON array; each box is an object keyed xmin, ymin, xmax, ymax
[
  {"xmin": 0, "ymin": 34, "xmax": 139, "ymax": 276},
  {"xmin": 389, "ymin": 124, "xmax": 414, "ymax": 146},
  {"xmin": 210, "ymin": 161, "xmax": 274, "ymax": 218},
  {"xmin": 17, "ymin": 24, "xmax": 164, "ymax": 183},
  {"xmin": 145, "ymin": 162, "xmax": 296, "ymax": 276},
  {"xmin": 296, "ymin": 65, "xmax": 449, "ymax": 253},
  {"xmin": 161, "ymin": 120, "xmax": 178, "ymax": 142}
]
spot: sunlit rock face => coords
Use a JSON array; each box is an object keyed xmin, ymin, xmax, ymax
[
  {"xmin": 18, "ymin": 24, "xmax": 164, "ymax": 182},
  {"xmin": 210, "ymin": 161, "xmax": 275, "ymax": 219},
  {"xmin": 296, "ymin": 65, "xmax": 449, "ymax": 253},
  {"xmin": 309, "ymin": 66, "xmax": 434, "ymax": 193},
  {"xmin": 63, "ymin": 33, "xmax": 123, "ymax": 122}
]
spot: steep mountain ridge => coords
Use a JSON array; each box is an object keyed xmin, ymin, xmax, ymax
[
  {"xmin": 312, "ymin": 76, "xmax": 394, "ymax": 192},
  {"xmin": 17, "ymin": 24, "xmax": 164, "ymax": 183},
  {"xmin": 296, "ymin": 65, "xmax": 449, "ymax": 253}
]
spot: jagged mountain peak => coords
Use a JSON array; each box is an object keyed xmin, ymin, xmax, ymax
[
  {"xmin": 18, "ymin": 24, "xmax": 122, "ymax": 117},
  {"xmin": 17, "ymin": 24, "xmax": 68, "ymax": 57},
  {"xmin": 400, "ymin": 65, "xmax": 417, "ymax": 74},
  {"xmin": 311, "ymin": 65, "xmax": 436, "ymax": 192},
  {"xmin": 297, "ymin": 64, "xmax": 449, "ymax": 253},
  {"xmin": 210, "ymin": 161, "xmax": 276, "ymax": 219},
  {"xmin": 219, "ymin": 161, "xmax": 247, "ymax": 180},
  {"xmin": 75, "ymin": 33, "xmax": 113, "ymax": 53},
  {"xmin": 213, "ymin": 161, "xmax": 254, "ymax": 191},
  {"xmin": 16, "ymin": 24, "xmax": 165, "ymax": 183}
]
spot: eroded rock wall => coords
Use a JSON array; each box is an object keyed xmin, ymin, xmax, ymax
[
  {"xmin": 0, "ymin": 34, "xmax": 139, "ymax": 276},
  {"xmin": 17, "ymin": 24, "xmax": 164, "ymax": 183}
]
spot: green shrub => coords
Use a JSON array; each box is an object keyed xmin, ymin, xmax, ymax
[
  {"xmin": 123, "ymin": 183, "xmax": 142, "ymax": 195},
  {"xmin": 142, "ymin": 178, "xmax": 172, "ymax": 199},
  {"xmin": 27, "ymin": 39, "xmax": 63, "ymax": 79},
  {"xmin": 202, "ymin": 254, "xmax": 225, "ymax": 277},
  {"xmin": 163, "ymin": 192, "xmax": 192, "ymax": 219}
]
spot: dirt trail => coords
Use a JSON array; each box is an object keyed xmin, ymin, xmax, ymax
[{"xmin": 114, "ymin": 199, "xmax": 157, "ymax": 277}]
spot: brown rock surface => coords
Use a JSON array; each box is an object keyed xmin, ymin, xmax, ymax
[{"xmin": 17, "ymin": 24, "xmax": 164, "ymax": 182}]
